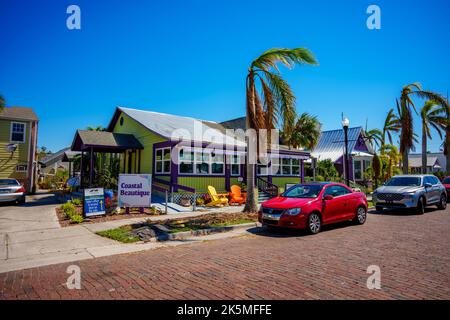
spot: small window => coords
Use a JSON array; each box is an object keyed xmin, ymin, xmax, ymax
[
  {"xmin": 230, "ymin": 155, "xmax": 240, "ymax": 176},
  {"xmin": 155, "ymin": 147, "xmax": 171, "ymax": 174},
  {"xmin": 10, "ymin": 122, "xmax": 26, "ymax": 143},
  {"xmin": 16, "ymin": 164, "xmax": 28, "ymax": 172},
  {"xmin": 119, "ymin": 117, "xmax": 124, "ymax": 126}
]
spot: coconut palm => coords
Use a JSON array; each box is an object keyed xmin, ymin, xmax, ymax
[
  {"xmin": 364, "ymin": 128, "xmax": 383, "ymax": 150},
  {"xmin": 420, "ymin": 100, "xmax": 448, "ymax": 173},
  {"xmin": 284, "ymin": 112, "xmax": 321, "ymax": 150},
  {"xmin": 244, "ymin": 48, "xmax": 318, "ymax": 212},
  {"xmin": 382, "ymin": 108, "xmax": 400, "ymax": 145},
  {"xmin": 0, "ymin": 94, "xmax": 5, "ymax": 112},
  {"xmin": 396, "ymin": 83, "xmax": 449, "ymax": 174}
]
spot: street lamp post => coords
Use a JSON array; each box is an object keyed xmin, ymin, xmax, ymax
[{"xmin": 342, "ymin": 118, "xmax": 350, "ymax": 187}]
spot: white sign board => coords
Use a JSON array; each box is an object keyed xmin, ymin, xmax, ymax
[{"xmin": 118, "ymin": 174, "xmax": 152, "ymax": 207}]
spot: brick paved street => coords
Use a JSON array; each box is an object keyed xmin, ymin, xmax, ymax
[{"xmin": 1, "ymin": 207, "xmax": 450, "ymax": 300}]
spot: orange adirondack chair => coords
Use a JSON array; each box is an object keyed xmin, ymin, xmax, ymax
[{"xmin": 229, "ymin": 185, "xmax": 246, "ymax": 205}]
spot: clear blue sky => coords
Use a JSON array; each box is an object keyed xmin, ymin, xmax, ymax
[{"xmin": 1, "ymin": 0, "xmax": 449, "ymax": 153}]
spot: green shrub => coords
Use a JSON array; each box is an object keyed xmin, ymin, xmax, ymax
[
  {"xmin": 61, "ymin": 202, "xmax": 75, "ymax": 212},
  {"xmin": 70, "ymin": 214, "xmax": 84, "ymax": 224},
  {"xmin": 71, "ymin": 198, "xmax": 82, "ymax": 206}
]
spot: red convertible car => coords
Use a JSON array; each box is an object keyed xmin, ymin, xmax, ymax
[
  {"xmin": 442, "ymin": 176, "xmax": 450, "ymax": 197},
  {"xmin": 258, "ymin": 182, "xmax": 368, "ymax": 234}
]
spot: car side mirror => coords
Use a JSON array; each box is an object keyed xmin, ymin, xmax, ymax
[
  {"xmin": 323, "ymin": 195, "xmax": 334, "ymax": 201},
  {"xmin": 424, "ymin": 183, "xmax": 432, "ymax": 188}
]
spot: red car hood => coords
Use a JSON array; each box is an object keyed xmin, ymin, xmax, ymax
[
  {"xmin": 262, "ymin": 196, "xmax": 316, "ymax": 209},
  {"xmin": 443, "ymin": 184, "xmax": 450, "ymax": 189}
]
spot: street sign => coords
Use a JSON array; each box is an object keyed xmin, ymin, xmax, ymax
[
  {"xmin": 83, "ymin": 187, "xmax": 106, "ymax": 217},
  {"xmin": 118, "ymin": 174, "xmax": 152, "ymax": 208}
]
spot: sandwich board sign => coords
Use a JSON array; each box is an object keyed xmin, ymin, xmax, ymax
[
  {"xmin": 118, "ymin": 174, "xmax": 152, "ymax": 207},
  {"xmin": 83, "ymin": 187, "xmax": 106, "ymax": 217}
]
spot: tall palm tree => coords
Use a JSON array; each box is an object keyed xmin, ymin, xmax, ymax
[
  {"xmin": 364, "ymin": 128, "xmax": 383, "ymax": 151},
  {"xmin": 284, "ymin": 112, "xmax": 321, "ymax": 150},
  {"xmin": 382, "ymin": 108, "xmax": 400, "ymax": 145},
  {"xmin": 420, "ymin": 100, "xmax": 448, "ymax": 174},
  {"xmin": 244, "ymin": 48, "xmax": 318, "ymax": 212},
  {"xmin": 397, "ymin": 83, "xmax": 449, "ymax": 174},
  {"xmin": 0, "ymin": 94, "xmax": 5, "ymax": 112}
]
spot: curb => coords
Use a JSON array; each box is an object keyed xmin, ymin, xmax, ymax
[{"xmin": 155, "ymin": 222, "xmax": 258, "ymax": 241}]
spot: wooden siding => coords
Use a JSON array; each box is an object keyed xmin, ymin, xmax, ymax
[
  {"xmin": 0, "ymin": 119, "xmax": 30, "ymax": 181},
  {"xmin": 271, "ymin": 177, "xmax": 302, "ymax": 193},
  {"xmin": 177, "ymin": 176, "xmax": 226, "ymax": 193},
  {"xmin": 111, "ymin": 112, "xmax": 167, "ymax": 174}
]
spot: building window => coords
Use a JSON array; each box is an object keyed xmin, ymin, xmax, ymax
[
  {"xmin": 271, "ymin": 158, "xmax": 301, "ymax": 176},
  {"xmin": 155, "ymin": 147, "xmax": 171, "ymax": 174},
  {"xmin": 16, "ymin": 164, "xmax": 28, "ymax": 172},
  {"xmin": 10, "ymin": 122, "xmax": 26, "ymax": 143},
  {"xmin": 230, "ymin": 155, "xmax": 240, "ymax": 176},
  {"xmin": 178, "ymin": 148, "xmax": 226, "ymax": 175},
  {"xmin": 354, "ymin": 160, "xmax": 362, "ymax": 180}
]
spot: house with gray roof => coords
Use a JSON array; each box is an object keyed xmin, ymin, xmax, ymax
[{"xmin": 408, "ymin": 152, "xmax": 446, "ymax": 174}]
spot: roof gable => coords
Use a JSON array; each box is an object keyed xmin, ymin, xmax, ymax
[{"xmin": 0, "ymin": 107, "xmax": 38, "ymax": 121}]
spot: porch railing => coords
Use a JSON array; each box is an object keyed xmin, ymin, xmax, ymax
[
  {"xmin": 153, "ymin": 177, "xmax": 196, "ymax": 194},
  {"xmin": 257, "ymin": 177, "xmax": 279, "ymax": 198}
]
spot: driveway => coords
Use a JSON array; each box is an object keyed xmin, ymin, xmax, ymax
[
  {"xmin": 0, "ymin": 192, "xmax": 115, "ymax": 273},
  {"xmin": 1, "ymin": 205, "xmax": 449, "ymax": 299}
]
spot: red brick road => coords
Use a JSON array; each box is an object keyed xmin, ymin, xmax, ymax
[{"xmin": 1, "ymin": 208, "xmax": 450, "ymax": 299}]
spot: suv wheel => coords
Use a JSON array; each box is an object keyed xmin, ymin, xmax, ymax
[
  {"xmin": 416, "ymin": 197, "xmax": 425, "ymax": 215},
  {"xmin": 307, "ymin": 212, "xmax": 321, "ymax": 234},
  {"xmin": 437, "ymin": 194, "xmax": 447, "ymax": 210},
  {"xmin": 353, "ymin": 206, "xmax": 367, "ymax": 225}
]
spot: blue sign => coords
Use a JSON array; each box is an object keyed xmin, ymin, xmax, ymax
[{"xmin": 83, "ymin": 188, "xmax": 106, "ymax": 217}]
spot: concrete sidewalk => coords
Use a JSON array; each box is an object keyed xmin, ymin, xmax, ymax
[{"xmin": 0, "ymin": 194, "xmax": 247, "ymax": 273}]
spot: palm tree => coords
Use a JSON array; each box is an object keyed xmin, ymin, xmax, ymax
[
  {"xmin": 284, "ymin": 112, "xmax": 321, "ymax": 150},
  {"xmin": 420, "ymin": 100, "xmax": 448, "ymax": 174},
  {"xmin": 0, "ymin": 94, "xmax": 5, "ymax": 112},
  {"xmin": 382, "ymin": 108, "xmax": 400, "ymax": 145},
  {"xmin": 380, "ymin": 144, "xmax": 401, "ymax": 180},
  {"xmin": 397, "ymin": 83, "xmax": 449, "ymax": 174},
  {"xmin": 364, "ymin": 128, "xmax": 383, "ymax": 151},
  {"xmin": 244, "ymin": 48, "xmax": 318, "ymax": 212}
]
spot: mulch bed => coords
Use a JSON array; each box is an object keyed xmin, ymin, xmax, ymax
[{"xmin": 56, "ymin": 206, "xmax": 163, "ymax": 228}]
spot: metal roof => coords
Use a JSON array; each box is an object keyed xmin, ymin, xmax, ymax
[
  {"xmin": 311, "ymin": 127, "xmax": 368, "ymax": 162},
  {"xmin": 114, "ymin": 107, "xmax": 246, "ymax": 147},
  {"xmin": 408, "ymin": 154, "xmax": 441, "ymax": 168},
  {"xmin": 39, "ymin": 147, "xmax": 70, "ymax": 166}
]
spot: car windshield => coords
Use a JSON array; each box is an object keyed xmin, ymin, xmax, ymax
[
  {"xmin": 282, "ymin": 185, "xmax": 324, "ymax": 198},
  {"xmin": 0, "ymin": 179, "xmax": 20, "ymax": 187},
  {"xmin": 443, "ymin": 178, "xmax": 450, "ymax": 184},
  {"xmin": 385, "ymin": 177, "xmax": 421, "ymax": 187}
]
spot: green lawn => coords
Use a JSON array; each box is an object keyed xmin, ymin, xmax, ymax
[{"xmin": 96, "ymin": 226, "xmax": 140, "ymax": 243}]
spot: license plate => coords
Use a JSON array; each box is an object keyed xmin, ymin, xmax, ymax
[
  {"xmin": 262, "ymin": 213, "xmax": 280, "ymax": 220},
  {"xmin": 0, "ymin": 189, "xmax": 10, "ymax": 194}
]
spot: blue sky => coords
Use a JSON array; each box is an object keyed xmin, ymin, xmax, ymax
[{"xmin": 1, "ymin": 0, "xmax": 449, "ymax": 153}]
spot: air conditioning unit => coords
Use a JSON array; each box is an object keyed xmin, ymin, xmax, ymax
[{"xmin": 6, "ymin": 143, "xmax": 17, "ymax": 153}]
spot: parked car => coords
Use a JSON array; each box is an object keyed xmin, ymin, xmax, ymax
[
  {"xmin": 0, "ymin": 179, "xmax": 26, "ymax": 204},
  {"xmin": 258, "ymin": 182, "xmax": 368, "ymax": 234},
  {"xmin": 442, "ymin": 176, "xmax": 450, "ymax": 197},
  {"xmin": 372, "ymin": 175, "xmax": 446, "ymax": 214}
]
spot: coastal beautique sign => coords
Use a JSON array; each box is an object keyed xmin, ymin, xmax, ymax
[
  {"xmin": 118, "ymin": 174, "xmax": 152, "ymax": 207},
  {"xmin": 83, "ymin": 187, "xmax": 106, "ymax": 217}
]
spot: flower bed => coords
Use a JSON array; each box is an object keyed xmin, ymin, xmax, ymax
[
  {"xmin": 96, "ymin": 211, "xmax": 258, "ymax": 243},
  {"xmin": 56, "ymin": 199, "xmax": 164, "ymax": 227}
]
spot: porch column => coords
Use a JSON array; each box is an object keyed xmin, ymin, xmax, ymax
[
  {"xmin": 89, "ymin": 147, "xmax": 94, "ymax": 187},
  {"xmin": 80, "ymin": 150, "xmax": 84, "ymax": 188},
  {"xmin": 300, "ymin": 160, "xmax": 304, "ymax": 183}
]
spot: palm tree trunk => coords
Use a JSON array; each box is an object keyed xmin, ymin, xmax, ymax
[
  {"xmin": 402, "ymin": 149, "xmax": 409, "ymax": 174},
  {"xmin": 422, "ymin": 126, "xmax": 427, "ymax": 174},
  {"xmin": 446, "ymin": 130, "xmax": 450, "ymax": 174}
]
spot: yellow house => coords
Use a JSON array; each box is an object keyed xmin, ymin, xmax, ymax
[{"xmin": 0, "ymin": 107, "xmax": 39, "ymax": 192}]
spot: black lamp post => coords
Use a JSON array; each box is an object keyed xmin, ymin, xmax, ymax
[{"xmin": 342, "ymin": 117, "xmax": 350, "ymax": 186}]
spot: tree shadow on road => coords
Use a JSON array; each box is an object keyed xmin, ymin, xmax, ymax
[{"xmin": 368, "ymin": 207, "xmax": 443, "ymax": 216}]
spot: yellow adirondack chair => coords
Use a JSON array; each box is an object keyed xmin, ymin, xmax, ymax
[{"xmin": 206, "ymin": 186, "xmax": 229, "ymax": 207}]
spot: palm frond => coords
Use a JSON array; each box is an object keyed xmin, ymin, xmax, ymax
[{"xmin": 252, "ymin": 48, "xmax": 318, "ymax": 72}]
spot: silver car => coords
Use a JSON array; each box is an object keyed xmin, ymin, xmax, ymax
[
  {"xmin": 0, "ymin": 179, "xmax": 26, "ymax": 204},
  {"xmin": 372, "ymin": 175, "xmax": 446, "ymax": 214}
]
